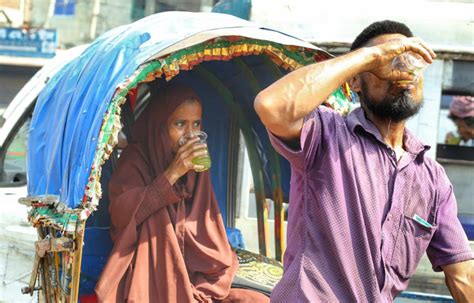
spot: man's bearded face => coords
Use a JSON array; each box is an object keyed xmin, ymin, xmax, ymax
[{"xmin": 360, "ymin": 78, "xmax": 423, "ymax": 122}]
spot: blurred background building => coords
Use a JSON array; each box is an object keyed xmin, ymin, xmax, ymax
[
  {"xmin": 0, "ymin": 0, "xmax": 217, "ymax": 108},
  {"xmin": 1, "ymin": 0, "xmax": 216, "ymax": 48},
  {"xmin": 1, "ymin": 0, "xmax": 472, "ymax": 108},
  {"xmin": 0, "ymin": 0, "xmax": 472, "ymax": 300}
]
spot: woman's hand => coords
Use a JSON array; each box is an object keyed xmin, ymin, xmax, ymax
[
  {"xmin": 365, "ymin": 37, "xmax": 436, "ymax": 82},
  {"xmin": 163, "ymin": 137, "xmax": 208, "ymax": 185}
]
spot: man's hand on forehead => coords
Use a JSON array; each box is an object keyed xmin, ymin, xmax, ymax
[{"xmin": 364, "ymin": 37, "xmax": 436, "ymax": 83}]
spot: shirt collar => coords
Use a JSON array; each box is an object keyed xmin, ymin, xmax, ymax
[{"xmin": 346, "ymin": 107, "xmax": 430, "ymax": 156}]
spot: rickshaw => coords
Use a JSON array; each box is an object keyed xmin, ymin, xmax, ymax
[
  {"xmin": 2, "ymin": 10, "xmax": 460, "ymax": 303},
  {"xmin": 18, "ymin": 11, "xmax": 354, "ymax": 302},
  {"xmin": 15, "ymin": 12, "xmax": 349, "ymax": 302}
]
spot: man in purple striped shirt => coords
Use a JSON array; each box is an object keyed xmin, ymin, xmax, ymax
[{"xmin": 255, "ymin": 20, "xmax": 473, "ymax": 302}]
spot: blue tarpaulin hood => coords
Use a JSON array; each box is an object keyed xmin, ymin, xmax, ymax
[{"xmin": 27, "ymin": 11, "xmax": 322, "ymax": 212}]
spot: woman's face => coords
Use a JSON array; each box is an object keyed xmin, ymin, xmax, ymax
[{"xmin": 167, "ymin": 99, "xmax": 202, "ymax": 152}]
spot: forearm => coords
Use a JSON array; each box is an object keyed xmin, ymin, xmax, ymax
[
  {"xmin": 446, "ymin": 274, "xmax": 474, "ymax": 302},
  {"xmin": 443, "ymin": 260, "xmax": 474, "ymax": 302},
  {"xmin": 254, "ymin": 47, "xmax": 375, "ymax": 138},
  {"xmin": 164, "ymin": 166, "xmax": 181, "ymax": 185},
  {"xmin": 134, "ymin": 174, "xmax": 181, "ymax": 225}
]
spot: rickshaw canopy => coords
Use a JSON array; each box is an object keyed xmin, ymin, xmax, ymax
[{"xmin": 27, "ymin": 11, "xmax": 331, "ymax": 214}]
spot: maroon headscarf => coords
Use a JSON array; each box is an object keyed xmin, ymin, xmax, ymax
[
  {"xmin": 96, "ymin": 84, "xmax": 237, "ymax": 302},
  {"xmin": 130, "ymin": 84, "xmax": 200, "ymax": 199}
]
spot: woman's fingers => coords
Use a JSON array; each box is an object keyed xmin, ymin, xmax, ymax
[
  {"xmin": 186, "ymin": 148, "xmax": 208, "ymax": 162},
  {"xmin": 168, "ymin": 140, "xmax": 208, "ymax": 179},
  {"xmin": 180, "ymin": 145, "xmax": 208, "ymax": 169},
  {"xmin": 177, "ymin": 137, "xmax": 200, "ymax": 155},
  {"xmin": 180, "ymin": 143, "xmax": 206, "ymax": 159},
  {"xmin": 193, "ymin": 165, "xmax": 205, "ymax": 171}
]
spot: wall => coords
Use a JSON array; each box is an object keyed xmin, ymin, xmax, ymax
[
  {"xmin": 28, "ymin": 0, "xmax": 213, "ymax": 47},
  {"xmin": 250, "ymin": 0, "xmax": 473, "ymax": 49},
  {"xmin": 30, "ymin": 0, "xmax": 133, "ymax": 48},
  {"xmin": 0, "ymin": 0, "xmax": 22, "ymax": 26},
  {"xmin": 443, "ymin": 163, "xmax": 474, "ymax": 216},
  {"xmin": 0, "ymin": 0, "xmax": 19, "ymax": 9}
]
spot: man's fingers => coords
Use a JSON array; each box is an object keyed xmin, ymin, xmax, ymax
[
  {"xmin": 390, "ymin": 70, "xmax": 415, "ymax": 82},
  {"xmin": 409, "ymin": 44, "xmax": 432, "ymax": 64},
  {"xmin": 419, "ymin": 39, "xmax": 436, "ymax": 60},
  {"xmin": 405, "ymin": 38, "xmax": 436, "ymax": 64},
  {"xmin": 391, "ymin": 81, "xmax": 416, "ymax": 91},
  {"xmin": 413, "ymin": 37, "xmax": 436, "ymax": 59}
]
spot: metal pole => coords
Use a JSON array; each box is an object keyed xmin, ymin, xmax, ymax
[
  {"xmin": 43, "ymin": 0, "xmax": 56, "ymax": 28},
  {"xmin": 145, "ymin": 0, "xmax": 156, "ymax": 16},
  {"xmin": 23, "ymin": 0, "xmax": 32, "ymax": 26},
  {"xmin": 90, "ymin": 0, "xmax": 101, "ymax": 40}
]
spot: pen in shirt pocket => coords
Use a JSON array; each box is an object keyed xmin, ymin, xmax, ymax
[{"xmin": 413, "ymin": 214, "xmax": 433, "ymax": 228}]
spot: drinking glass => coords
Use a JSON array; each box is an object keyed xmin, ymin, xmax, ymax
[
  {"xmin": 392, "ymin": 52, "xmax": 428, "ymax": 84},
  {"xmin": 178, "ymin": 131, "xmax": 211, "ymax": 172}
]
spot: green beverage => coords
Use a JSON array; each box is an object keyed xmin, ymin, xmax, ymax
[
  {"xmin": 192, "ymin": 148, "xmax": 211, "ymax": 172},
  {"xmin": 179, "ymin": 131, "xmax": 212, "ymax": 172},
  {"xmin": 392, "ymin": 52, "xmax": 428, "ymax": 84}
]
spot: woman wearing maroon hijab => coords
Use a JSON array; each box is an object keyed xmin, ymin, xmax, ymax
[{"xmin": 95, "ymin": 84, "xmax": 269, "ymax": 303}]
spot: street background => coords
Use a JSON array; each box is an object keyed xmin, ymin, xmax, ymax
[{"xmin": 0, "ymin": 0, "xmax": 472, "ymax": 302}]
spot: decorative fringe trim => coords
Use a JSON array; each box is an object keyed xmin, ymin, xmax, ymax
[{"xmin": 25, "ymin": 37, "xmax": 352, "ymax": 236}]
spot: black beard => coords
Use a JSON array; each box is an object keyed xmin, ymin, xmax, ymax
[{"xmin": 361, "ymin": 89, "xmax": 423, "ymax": 122}]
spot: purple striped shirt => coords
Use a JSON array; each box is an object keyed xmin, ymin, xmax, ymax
[{"xmin": 269, "ymin": 107, "xmax": 473, "ymax": 302}]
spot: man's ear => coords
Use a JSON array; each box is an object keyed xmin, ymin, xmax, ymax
[{"xmin": 349, "ymin": 74, "xmax": 362, "ymax": 93}]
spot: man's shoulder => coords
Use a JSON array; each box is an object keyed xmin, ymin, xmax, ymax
[
  {"xmin": 418, "ymin": 154, "xmax": 450, "ymax": 185},
  {"xmin": 420, "ymin": 154, "xmax": 443, "ymax": 171},
  {"xmin": 306, "ymin": 105, "xmax": 348, "ymax": 125}
]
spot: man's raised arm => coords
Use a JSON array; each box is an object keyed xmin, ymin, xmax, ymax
[{"xmin": 253, "ymin": 38, "xmax": 435, "ymax": 142}]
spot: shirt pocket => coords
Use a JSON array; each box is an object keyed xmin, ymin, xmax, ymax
[{"xmin": 390, "ymin": 215, "xmax": 438, "ymax": 279}]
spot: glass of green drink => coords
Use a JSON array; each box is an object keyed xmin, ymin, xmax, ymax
[
  {"xmin": 178, "ymin": 131, "xmax": 211, "ymax": 172},
  {"xmin": 391, "ymin": 52, "xmax": 428, "ymax": 84}
]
